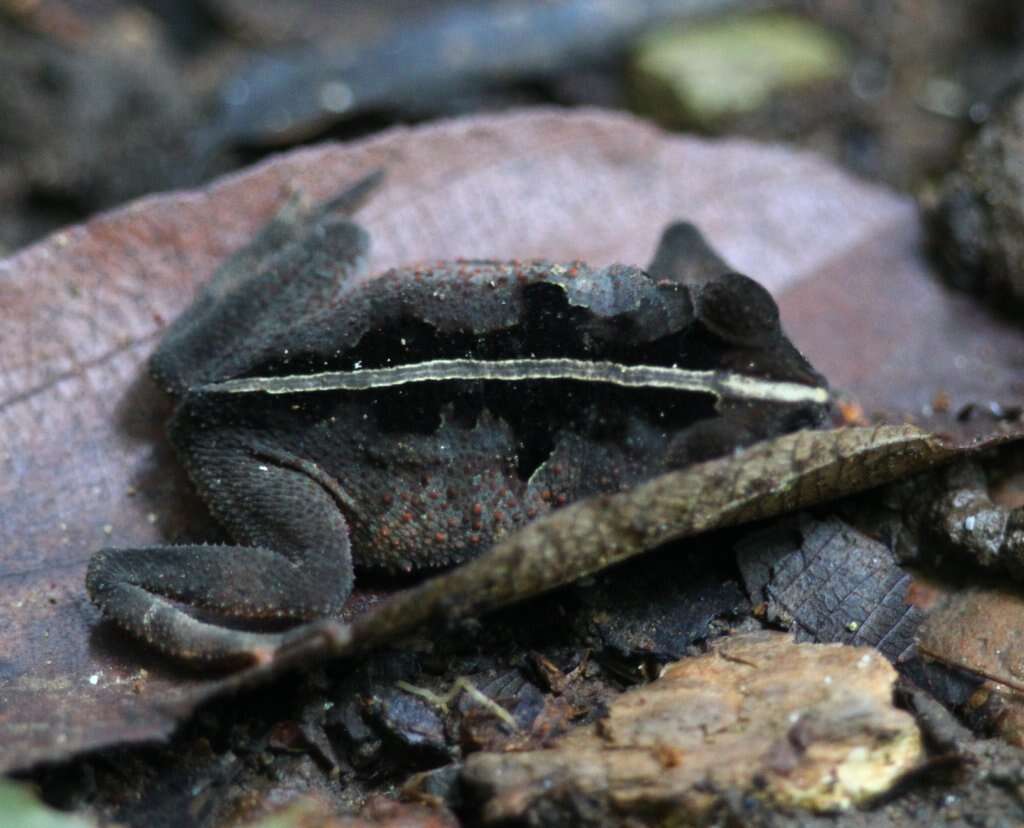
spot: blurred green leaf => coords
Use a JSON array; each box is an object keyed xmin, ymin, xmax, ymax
[{"xmin": 0, "ymin": 780, "xmax": 94, "ymax": 828}]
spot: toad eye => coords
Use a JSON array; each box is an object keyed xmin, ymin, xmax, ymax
[{"xmin": 696, "ymin": 272, "xmax": 780, "ymax": 348}]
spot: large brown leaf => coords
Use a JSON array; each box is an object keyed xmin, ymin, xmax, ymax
[{"xmin": 2, "ymin": 109, "xmax": 1023, "ymax": 772}]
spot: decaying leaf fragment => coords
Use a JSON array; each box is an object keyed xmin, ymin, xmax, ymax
[
  {"xmin": 737, "ymin": 514, "xmax": 924, "ymax": 662},
  {"xmin": 917, "ymin": 586, "xmax": 1024, "ymax": 745},
  {"xmin": 462, "ymin": 632, "xmax": 922, "ymax": 822},
  {"xmin": 919, "ymin": 587, "xmax": 1024, "ymax": 692}
]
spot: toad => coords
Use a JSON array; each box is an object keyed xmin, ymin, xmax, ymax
[{"xmin": 87, "ymin": 172, "xmax": 829, "ymax": 662}]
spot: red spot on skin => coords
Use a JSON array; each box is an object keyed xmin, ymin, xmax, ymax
[
  {"xmin": 472, "ymin": 503, "xmax": 483, "ymax": 516},
  {"xmin": 493, "ymin": 510, "xmax": 505, "ymax": 524},
  {"xmin": 380, "ymin": 526, "xmax": 391, "ymax": 537},
  {"xmin": 469, "ymin": 534, "xmax": 481, "ymax": 545},
  {"xmin": 401, "ymin": 512, "xmax": 414, "ymax": 523},
  {"xmin": 434, "ymin": 532, "xmax": 447, "ymax": 543}
]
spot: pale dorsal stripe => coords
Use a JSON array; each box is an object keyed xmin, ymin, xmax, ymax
[{"xmin": 204, "ymin": 357, "xmax": 830, "ymax": 406}]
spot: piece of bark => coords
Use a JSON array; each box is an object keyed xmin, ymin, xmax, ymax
[
  {"xmin": 462, "ymin": 632, "xmax": 922, "ymax": 822},
  {"xmin": 3, "ymin": 108, "xmax": 1024, "ymax": 772}
]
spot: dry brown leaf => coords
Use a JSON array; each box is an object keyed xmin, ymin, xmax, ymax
[
  {"xmin": 917, "ymin": 585, "xmax": 1024, "ymax": 745},
  {"xmin": 2, "ymin": 108, "xmax": 1023, "ymax": 772}
]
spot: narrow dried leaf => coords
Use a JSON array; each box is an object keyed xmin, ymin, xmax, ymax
[{"xmin": 225, "ymin": 424, "xmax": 965, "ymax": 688}]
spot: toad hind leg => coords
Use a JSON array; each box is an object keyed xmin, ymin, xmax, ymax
[
  {"xmin": 87, "ymin": 444, "xmax": 355, "ymax": 663},
  {"xmin": 150, "ymin": 171, "xmax": 379, "ymax": 394}
]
